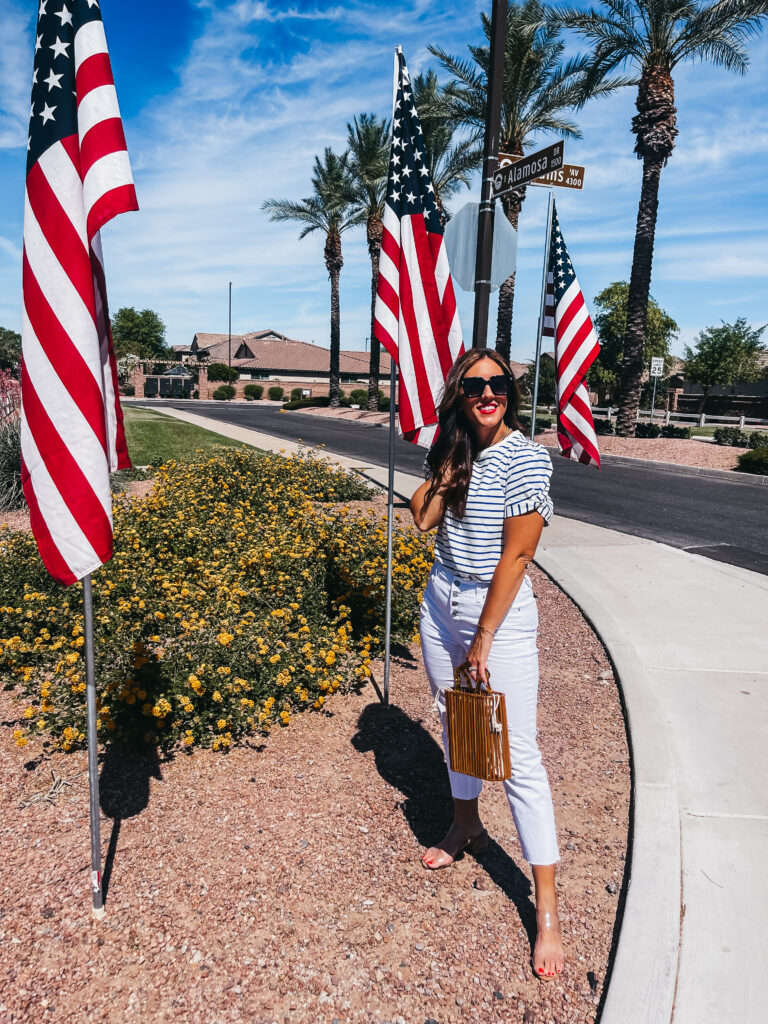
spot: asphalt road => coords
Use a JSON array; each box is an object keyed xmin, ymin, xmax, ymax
[{"xmin": 146, "ymin": 401, "xmax": 768, "ymax": 576}]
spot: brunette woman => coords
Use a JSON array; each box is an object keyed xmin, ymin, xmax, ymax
[{"xmin": 409, "ymin": 348, "xmax": 564, "ymax": 980}]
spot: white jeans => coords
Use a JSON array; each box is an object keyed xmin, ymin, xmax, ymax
[{"xmin": 419, "ymin": 560, "xmax": 560, "ymax": 866}]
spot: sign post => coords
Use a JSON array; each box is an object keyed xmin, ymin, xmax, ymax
[
  {"xmin": 649, "ymin": 356, "xmax": 664, "ymax": 423},
  {"xmin": 499, "ymin": 153, "xmax": 585, "ymax": 191}
]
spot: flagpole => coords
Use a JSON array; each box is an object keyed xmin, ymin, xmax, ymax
[
  {"xmin": 531, "ymin": 189, "xmax": 555, "ymax": 441},
  {"xmin": 471, "ymin": 0, "xmax": 507, "ymax": 348},
  {"xmin": 382, "ymin": 361, "xmax": 397, "ymax": 705},
  {"xmin": 82, "ymin": 573, "xmax": 105, "ymax": 918}
]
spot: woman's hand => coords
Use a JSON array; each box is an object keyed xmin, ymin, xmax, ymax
[
  {"xmin": 410, "ymin": 476, "xmax": 448, "ymax": 533},
  {"xmin": 465, "ymin": 624, "xmax": 494, "ymax": 684}
]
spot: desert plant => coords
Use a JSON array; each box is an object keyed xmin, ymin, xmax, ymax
[
  {"xmin": 748, "ymin": 431, "xmax": 768, "ymax": 451},
  {"xmin": 660, "ymin": 424, "xmax": 691, "ymax": 439},
  {"xmin": 713, "ymin": 426, "xmax": 748, "ymax": 447},
  {"xmin": 268, "ymin": 386, "xmax": 284, "ymax": 401},
  {"xmin": 243, "ymin": 384, "xmax": 263, "ymax": 401},
  {"xmin": 0, "ymin": 419, "xmax": 23, "ymax": 512},
  {"xmin": 635, "ymin": 422, "xmax": 662, "ymax": 438}
]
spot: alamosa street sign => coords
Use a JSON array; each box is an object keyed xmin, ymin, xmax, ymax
[{"xmin": 498, "ymin": 151, "xmax": 585, "ymax": 191}]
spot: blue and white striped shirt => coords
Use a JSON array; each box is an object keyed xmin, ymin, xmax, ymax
[{"xmin": 430, "ymin": 430, "xmax": 554, "ymax": 581}]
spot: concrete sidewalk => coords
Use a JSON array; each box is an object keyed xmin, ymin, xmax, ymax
[{"xmin": 139, "ymin": 406, "xmax": 768, "ymax": 1024}]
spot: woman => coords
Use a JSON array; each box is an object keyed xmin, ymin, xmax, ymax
[{"xmin": 410, "ymin": 348, "xmax": 564, "ymax": 980}]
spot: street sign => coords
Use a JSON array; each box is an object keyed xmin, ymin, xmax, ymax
[
  {"xmin": 499, "ymin": 153, "xmax": 585, "ymax": 190},
  {"xmin": 650, "ymin": 357, "xmax": 664, "ymax": 377},
  {"xmin": 444, "ymin": 202, "xmax": 518, "ymax": 292},
  {"xmin": 491, "ymin": 141, "xmax": 564, "ymax": 198}
]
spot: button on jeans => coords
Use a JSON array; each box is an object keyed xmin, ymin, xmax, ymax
[{"xmin": 419, "ymin": 561, "xmax": 560, "ymax": 865}]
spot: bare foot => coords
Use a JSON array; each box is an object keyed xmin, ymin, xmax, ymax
[
  {"xmin": 421, "ymin": 821, "xmax": 486, "ymax": 870},
  {"xmin": 532, "ymin": 904, "xmax": 565, "ymax": 978}
]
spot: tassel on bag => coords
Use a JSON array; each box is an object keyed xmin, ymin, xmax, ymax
[{"xmin": 445, "ymin": 662, "xmax": 512, "ymax": 782}]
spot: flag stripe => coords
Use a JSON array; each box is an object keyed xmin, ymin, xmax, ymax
[{"xmin": 75, "ymin": 51, "xmax": 114, "ymax": 101}]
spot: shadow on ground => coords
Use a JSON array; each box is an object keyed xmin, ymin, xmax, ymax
[
  {"xmin": 99, "ymin": 743, "xmax": 163, "ymax": 902},
  {"xmin": 351, "ymin": 700, "xmax": 538, "ymax": 945}
]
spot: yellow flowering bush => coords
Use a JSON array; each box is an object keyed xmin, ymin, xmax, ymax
[{"xmin": 0, "ymin": 446, "xmax": 433, "ymax": 752}]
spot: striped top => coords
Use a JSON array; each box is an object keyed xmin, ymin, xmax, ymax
[{"xmin": 429, "ymin": 431, "xmax": 554, "ymax": 581}]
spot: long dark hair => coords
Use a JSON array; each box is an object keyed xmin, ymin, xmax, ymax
[{"xmin": 423, "ymin": 348, "xmax": 523, "ymax": 519}]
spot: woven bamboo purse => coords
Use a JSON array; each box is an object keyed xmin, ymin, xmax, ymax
[{"xmin": 445, "ymin": 662, "xmax": 511, "ymax": 782}]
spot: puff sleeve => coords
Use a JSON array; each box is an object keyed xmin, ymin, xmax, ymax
[{"xmin": 504, "ymin": 445, "xmax": 554, "ymax": 526}]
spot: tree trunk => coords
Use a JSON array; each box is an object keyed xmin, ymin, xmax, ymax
[
  {"xmin": 615, "ymin": 157, "xmax": 664, "ymax": 436},
  {"xmin": 494, "ymin": 186, "xmax": 525, "ymax": 361},
  {"xmin": 367, "ymin": 218, "xmax": 382, "ymax": 411},
  {"xmin": 329, "ymin": 267, "xmax": 341, "ymax": 407},
  {"xmin": 616, "ymin": 68, "xmax": 677, "ymax": 437}
]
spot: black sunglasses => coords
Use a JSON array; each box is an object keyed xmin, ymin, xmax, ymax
[{"xmin": 459, "ymin": 373, "xmax": 509, "ymax": 399}]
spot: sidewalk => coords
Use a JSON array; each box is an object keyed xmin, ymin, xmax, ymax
[{"xmin": 143, "ymin": 406, "xmax": 768, "ymax": 1024}]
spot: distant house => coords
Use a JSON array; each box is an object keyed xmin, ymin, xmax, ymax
[{"xmin": 187, "ymin": 329, "xmax": 391, "ymax": 388}]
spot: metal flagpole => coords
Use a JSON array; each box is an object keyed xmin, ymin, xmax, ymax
[
  {"xmin": 471, "ymin": 0, "xmax": 507, "ymax": 348},
  {"xmin": 380, "ymin": 46, "xmax": 402, "ymax": 706},
  {"xmin": 82, "ymin": 573, "xmax": 105, "ymax": 918},
  {"xmin": 530, "ymin": 190, "xmax": 555, "ymax": 441},
  {"xmin": 382, "ymin": 362, "xmax": 397, "ymax": 705}
]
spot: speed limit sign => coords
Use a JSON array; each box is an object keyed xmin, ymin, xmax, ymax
[{"xmin": 650, "ymin": 357, "xmax": 664, "ymax": 377}]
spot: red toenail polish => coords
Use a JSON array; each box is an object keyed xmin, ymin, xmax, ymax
[{"xmin": 538, "ymin": 967, "xmax": 543, "ymax": 973}]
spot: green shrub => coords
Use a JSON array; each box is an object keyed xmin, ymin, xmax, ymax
[
  {"xmin": 378, "ymin": 393, "xmax": 391, "ymax": 412},
  {"xmin": 192, "ymin": 390, "xmax": 199, "ymax": 400},
  {"xmin": 518, "ymin": 414, "xmax": 553, "ymax": 432},
  {"xmin": 660, "ymin": 424, "xmax": 691, "ymax": 439},
  {"xmin": 635, "ymin": 422, "xmax": 662, "ymax": 438},
  {"xmin": 121, "ymin": 384, "xmax": 135, "ymax": 397},
  {"xmin": 713, "ymin": 426, "xmax": 748, "ymax": 447},
  {"xmin": 592, "ymin": 418, "xmax": 615, "ymax": 435},
  {"xmin": 349, "ymin": 389, "xmax": 369, "ymax": 406},
  {"xmin": 244, "ymin": 384, "xmax": 263, "ymax": 401},
  {"xmin": 748, "ymin": 430, "xmax": 768, "ymax": 451},
  {"xmin": 212, "ymin": 385, "xmax": 236, "ymax": 401},
  {"xmin": 0, "ymin": 419, "xmax": 23, "ymax": 512},
  {"xmin": 290, "ymin": 388, "xmax": 302, "ymax": 401},
  {"xmin": 737, "ymin": 448, "xmax": 768, "ymax": 475},
  {"xmin": 0, "ymin": 448, "xmax": 435, "ymax": 754},
  {"xmin": 268, "ymin": 386, "xmax": 284, "ymax": 401},
  {"xmin": 282, "ymin": 397, "xmax": 331, "ymax": 411},
  {"xmin": 208, "ymin": 363, "xmax": 238, "ymax": 383}
]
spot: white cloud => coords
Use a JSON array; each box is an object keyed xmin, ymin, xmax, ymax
[{"xmin": 0, "ymin": 0, "xmax": 34, "ymax": 149}]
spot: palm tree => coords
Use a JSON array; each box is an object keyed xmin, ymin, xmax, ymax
[
  {"xmin": 410, "ymin": 71, "xmax": 480, "ymax": 225},
  {"xmin": 263, "ymin": 149, "xmax": 362, "ymax": 407},
  {"xmin": 554, "ymin": 0, "xmax": 768, "ymax": 436},
  {"xmin": 431, "ymin": 0, "xmax": 629, "ymax": 359},
  {"xmin": 346, "ymin": 114, "xmax": 390, "ymax": 411}
]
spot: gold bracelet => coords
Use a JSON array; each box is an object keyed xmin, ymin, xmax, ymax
[{"xmin": 475, "ymin": 624, "xmax": 495, "ymax": 638}]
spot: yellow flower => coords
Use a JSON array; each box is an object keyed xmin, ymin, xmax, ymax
[
  {"xmin": 217, "ymin": 632, "xmax": 234, "ymax": 646},
  {"xmin": 217, "ymin": 718, "xmax": 227, "ymax": 730},
  {"xmin": 212, "ymin": 690, "xmax": 222, "ymax": 703}
]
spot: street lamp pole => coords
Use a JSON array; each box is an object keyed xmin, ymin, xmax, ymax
[
  {"xmin": 471, "ymin": 0, "xmax": 507, "ymax": 349},
  {"xmin": 228, "ymin": 281, "xmax": 232, "ymax": 399}
]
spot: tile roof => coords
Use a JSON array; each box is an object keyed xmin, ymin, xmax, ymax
[{"xmin": 192, "ymin": 330, "xmax": 391, "ymax": 376}]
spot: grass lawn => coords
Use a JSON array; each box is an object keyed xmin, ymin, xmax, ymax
[{"xmin": 122, "ymin": 406, "xmax": 253, "ymax": 466}]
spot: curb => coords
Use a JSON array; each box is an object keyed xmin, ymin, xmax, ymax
[
  {"xmin": 542, "ymin": 446, "xmax": 767, "ymax": 486},
  {"xmin": 533, "ymin": 552, "xmax": 681, "ymax": 1024}
]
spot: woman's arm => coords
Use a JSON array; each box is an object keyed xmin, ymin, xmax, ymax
[
  {"xmin": 465, "ymin": 511, "xmax": 544, "ymax": 682},
  {"xmin": 409, "ymin": 478, "xmax": 446, "ymax": 533}
]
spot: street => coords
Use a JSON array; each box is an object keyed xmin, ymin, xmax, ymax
[{"xmin": 144, "ymin": 401, "xmax": 768, "ymax": 575}]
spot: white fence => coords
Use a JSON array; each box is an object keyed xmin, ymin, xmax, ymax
[{"xmin": 522, "ymin": 405, "xmax": 768, "ymax": 429}]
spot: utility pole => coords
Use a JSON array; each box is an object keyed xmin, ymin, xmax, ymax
[
  {"xmin": 471, "ymin": 0, "xmax": 507, "ymax": 349},
  {"xmin": 227, "ymin": 281, "xmax": 232, "ymax": 399}
]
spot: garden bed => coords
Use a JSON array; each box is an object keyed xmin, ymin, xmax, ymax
[{"xmin": 0, "ymin": 559, "xmax": 629, "ymax": 1024}]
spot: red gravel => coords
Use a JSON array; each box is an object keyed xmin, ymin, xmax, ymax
[{"xmin": 0, "ymin": 561, "xmax": 629, "ymax": 1024}]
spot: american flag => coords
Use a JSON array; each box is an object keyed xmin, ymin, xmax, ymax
[
  {"xmin": 22, "ymin": 0, "xmax": 137, "ymax": 586},
  {"xmin": 542, "ymin": 203, "xmax": 601, "ymax": 467},
  {"xmin": 373, "ymin": 50, "xmax": 463, "ymax": 447}
]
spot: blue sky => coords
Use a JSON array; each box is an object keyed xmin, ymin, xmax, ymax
[{"xmin": 1, "ymin": 0, "xmax": 766, "ymax": 363}]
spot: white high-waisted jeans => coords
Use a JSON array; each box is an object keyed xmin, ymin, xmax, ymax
[{"xmin": 419, "ymin": 560, "xmax": 560, "ymax": 865}]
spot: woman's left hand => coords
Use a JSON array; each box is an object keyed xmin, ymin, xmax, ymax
[{"xmin": 466, "ymin": 626, "xmax": 493, "ymax": 684}]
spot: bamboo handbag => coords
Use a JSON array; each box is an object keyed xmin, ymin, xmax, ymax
[{"xmin": 445, "ymin": 662, "xmax": 511, "ymax": 782}]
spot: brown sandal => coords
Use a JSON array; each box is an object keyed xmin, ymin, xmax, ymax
[{"xmin": 421, "ymin": 828, "xmax": 490, "ymax": 870}]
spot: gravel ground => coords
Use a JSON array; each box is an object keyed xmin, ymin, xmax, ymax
[{"xmin": 0, "ymin": 549, "xmax": 630, "ymax": 1024}]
